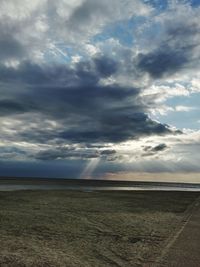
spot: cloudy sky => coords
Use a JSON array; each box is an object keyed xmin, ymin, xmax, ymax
[{"xmin": 0, "ymin": 0, "xmax": 200, "ymax": 182}]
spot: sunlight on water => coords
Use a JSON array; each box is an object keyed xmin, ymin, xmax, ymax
[{"xmin": 0, "ymin": 184, "xmax": 200, "ymax": 192}]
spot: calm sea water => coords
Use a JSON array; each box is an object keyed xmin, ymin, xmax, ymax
[{"xmin": 0, "ymin": 184, "xmax": 200, "ymax": 192}]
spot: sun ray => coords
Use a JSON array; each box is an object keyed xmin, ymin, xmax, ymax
[{"xmin": 79, "ymin": 158, "xmax": 100, "ymax": 179}]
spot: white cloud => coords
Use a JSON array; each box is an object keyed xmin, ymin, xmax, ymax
[
  {"xmin": 175, "ymin": 106, "xmax": 197, "ymax": 112},
  {"xmin": 0, "ymin": 0, "xmax": 199, "ymax": 176},
  {"xmin": 0, "ymin": 0, "xmax": 46, "ymax": 21},
  {"xmin": 0, "ymin": 0, "xmax": 152, "ymax": 65},
  {"xmin": 191, "ymin": 77, "xmax": 200, "ymax": 93},
  {"xmin": 142, "ymin": 83, "xmax": 190, "ymax": 104},
  {"xmin": 84, "ymin": 44, "xmax": 100, "ymax": 56}
]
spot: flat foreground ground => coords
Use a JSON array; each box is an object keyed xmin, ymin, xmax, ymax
[
  {"xmin": 159, "ymin": 195, "xmax": 200, "ymax": 267},
  {"xmin": 0, "ymin": 190, "xmax": 199, "ymax": 267}
]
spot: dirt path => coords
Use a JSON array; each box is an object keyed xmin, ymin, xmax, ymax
[{"xmin": 155, "ymin": 196, "xmax": 200, "ymax": 267}]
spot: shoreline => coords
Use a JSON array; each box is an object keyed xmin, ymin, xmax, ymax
[
  {"xmin": 0, "ymin": 177, "xmax": 200, "ymax": 192},
  {"xmin": 0, "ymin": 177, "xmax": 200, "ymax": 186}
]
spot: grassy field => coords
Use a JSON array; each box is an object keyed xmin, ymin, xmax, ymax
[{"xmin": 0, "ymin": 190, "xmax": 199, "ymax": 267}]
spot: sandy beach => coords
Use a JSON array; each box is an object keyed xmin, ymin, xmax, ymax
[{"xmin": 0, "ymin": 190, "xmax": 199, "ymax": 266}]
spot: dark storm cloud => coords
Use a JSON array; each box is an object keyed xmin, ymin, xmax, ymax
[
  {"xmin": 34, "ymin": 147, "xmax": 116, "ymax": 162},
  {"xmin": 0, "ymin": 160, "xmax": 85, "ymax": 178},
  {"xmin": 34, "ymin": 147, "xmax": 99, "ymax": 161},
  {"xmin": 0, "ymin": 34, "xmax": 24, "ymax": 61},
  {"xmin": 34, "ymin": 147, "xmax": 117, "ymax": 161},
  {"xmin": 137, "ymin": 17, "xmax": 200, "ymax": 78},
  {"xmin": 0, "ymin": 61, "xmax": 75, "ymax": 85},
  {"xmin": 65, "ymin": 0, "xmax": 110, "ymax": 35},
  {"xmin": 0, "ymin": 99, "xmax": 30, "ymax": 115},
  {"xmin": 165, "ymin": 18, "xmax": 200, "ymax": 40},
  {"xmin": 0, "ymin": 18, "xmax": 29, "ymax": 62},
  {"xmin": 137, "ymin": 47, "xmax": 188, "ymax": 78},
  {"xmin": 142, "ymin": 143, "xmax": 168, "ymax": 157},
  {"xmin": 0, "ymin": 146, "xmax": 27, "ymax": 160},
  {"xmin": 151, "ymin": 143, "xmax": 167, "ymax": 152},
  {"xmin": 19, "ymin": 127, "xmax": 59, "ymax": 144},
  {"xmin": 59, "ymin": 112, "xmax": 172, "ymax": 143},
  {"xmin": 0, "ymin": 57, "xmax": 117, "ymax": 86},
  {"xmin": 0, "ymin": 56, "xmax": 175, "ymax": 149},
  {"xmin": 100, "ymin": 149, "xmax": 116, "ymax": 155},
  {"xmin": 144, "ymin": 143, "xmax": 168, "ymax": 152},
  {"xmin": 94, "ymin": 56, "xmax": 118, "ymax": 77}
]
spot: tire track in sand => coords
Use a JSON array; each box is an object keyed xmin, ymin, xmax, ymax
[{"xmin": 153, "ymin": 196, "xmax": 200, "ymax": 266}]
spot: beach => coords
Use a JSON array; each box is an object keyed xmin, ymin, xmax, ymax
[{"xmin": 0, "ymin": 189, "xmax": 199, "ymax": 266}]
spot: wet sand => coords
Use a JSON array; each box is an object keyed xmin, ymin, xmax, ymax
[{"xmin": 0, "ymin": 190, "xmax": 199, "ymax": 266}]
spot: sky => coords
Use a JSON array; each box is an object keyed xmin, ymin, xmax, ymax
[{"xmin": 0, "ymin": 0, "xmax": 200, "ymax": 182}]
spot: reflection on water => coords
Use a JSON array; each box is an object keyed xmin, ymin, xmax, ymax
[{"xmin": 0, "ymin": 184, "xmax": 200, "ymax": 192}]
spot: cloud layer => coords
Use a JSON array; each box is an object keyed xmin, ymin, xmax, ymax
[{"xmin": 0, "ymin": 0, "xmax": 199, "ymax": 179}]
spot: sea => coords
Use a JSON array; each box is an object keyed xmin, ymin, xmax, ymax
[{"xmin": 0, "ymin": 178, "xmax": 200, "ymax": 192}]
